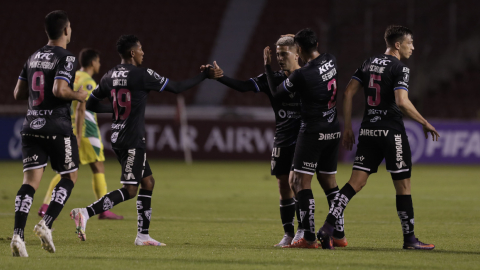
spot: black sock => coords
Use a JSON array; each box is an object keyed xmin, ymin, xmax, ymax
[
  {"xmin": 14, "ymin": 184, "xmax": 35, "ymax": 240},
  {"xmin": 87, "ymin": 188, "xmax": 130, "ymax": 217},
  {"xmin": 43, "ymin": 178, "xmax": 74, "ymax": 229},
  {"xmin": 325, "ymin": 183, "xmax": 356, "ymax": 234},
  {"xmin": 396, "ymin": 195, "xmax": 415, "ymax": 242},
  {"xmin": 279, "ymin": 198, "xmax": 295, "ymax": 236},
  {"xmin": 297, "ymin": 189, "xmax": 315, "ymax": 241},
  {"xmin": 137, "ymin": 189, "xmax": 153, "ymax": 234},
  {"xmin": 325, "ymin": 186, "xmax": 345, "ymax": 239},
  {"xmin": 294, "ymin": 197, "xmax": 303, "ymax": 230}
]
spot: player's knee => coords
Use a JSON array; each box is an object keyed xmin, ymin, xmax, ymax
[
  {"xmin": 140, "ymin": 175, "xmax": 155, "ymax": 191},
  {"xmin": 123, "ymin": 184, "xmax": 138, "ymax": 198}
]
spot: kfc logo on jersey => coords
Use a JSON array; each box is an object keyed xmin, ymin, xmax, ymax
[
  {"xmin": 34, "ymin": 52, "xmax": 54, "ymax": 60},
  {"xmin": 318, "ymin": 60, "xmax": 334, "ymax": 74},
  {"xmin": 372, "ymin": 58, "xmax": 391, "ymax": 66},
  {"xmin": 112, "ymin": 71, "xmax": 129, "ymax": 78}
]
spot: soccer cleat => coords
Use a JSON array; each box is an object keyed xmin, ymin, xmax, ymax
[
  {"xmin": 98, "ymin": 210, "xmax": 124, "ymax": 220},
  {"xmin": 11, "ymin": 234, "xmax": 28, "ymax": 257},
  {"xmin": 134, "ymin": 236, "xmax": 166, "ymax": 246},
  {"xmin": 403, "ymin": 238, "xmax": 435, "ymax": 250},
  {"xmin": 282, "ymin": 238, "xmax": 318, "ymax": 249},
  {"xmin": 33, "ymin": 220, "xmax": 55, "ymax": 253},
  {"xmin": 333, "ymin": 236, "xmax": 348, "ymax": 247},
  {"xmin": 274, "ymin": 234, "xmax": 294, "ymax": 247},
  {"xmin": 38, "ymin": 204, "xmax": 48, "ymax": 218},
  {"xmin": 70, "ymin": 208, "xmax": 87, "ymax": 241},
  {"xmin": 292, "ymin": 229, "xmax": 304, "ymax": 244},
  {"xmin": 317, "ymin": 228, "xmax": 334, "ymax": 250}
]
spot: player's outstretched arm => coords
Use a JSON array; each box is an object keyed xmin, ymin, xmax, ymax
[
  {"xmin": 395, "ymin": 89, "xmax": 440, "ymax": 141},
  {"xmin": 343, "ymin": 79, "xmax": 362, "ymax": 151},
  {"xmin": 53, "ymin": 79, "xmax": 88, "ymax": 102},
  {"xmin": 86, "ymin": 94, "xmax": 113, "ymax": 113},
  {"xmin": 163, "ymin": 68, "xmax": 210, "ymax": 94},
  {"xmin": 210, "ymin": 61, "xmax": 256, "ymax": 93},
  {"xmin": 13, "ymin": 79, "xmax": 29, "ymax": 100},
  {"xmin": 264, "ymin": 47, "xmax": 291, "ymax": 98}
]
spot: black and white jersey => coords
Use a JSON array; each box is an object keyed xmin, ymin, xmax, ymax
[
  {"xmin": 19, "ymin": 45, "xmax": 78, "ymax": 135},
  {"xmin": 250, "ymin": 71, "xmax": 301, "ymax": 147},
  {"xmin": 282, "ymin": 53, "xmax": 339, "ymax": 132},
  {"xmin": 352, "ymin": 54, "xmax": 409, "ymax": 132},
  {"xmin": 91, "ymin": 64, "xmax": 168, "ymax": 149}
]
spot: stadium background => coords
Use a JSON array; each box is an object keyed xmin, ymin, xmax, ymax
[{"xmin": 1, "ymin": 0, "xmax": 479, "ymax": 163}]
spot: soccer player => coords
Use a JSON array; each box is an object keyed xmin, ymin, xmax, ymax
[
  {"xmin": 38, "ymin": 49, "xmax": 123, "ymax": 220},
  {"xmin": 10, "ymin": 10, "xmax": 88, "ymax": 257},
  {"xmin": 264, "ymin": 28, "xmax": 344, "ymax": 248},
  {"xmin": 70, "ymin": 34, "xmax": 217, "ymax": 246},
  {"xmin": 317, "ymin": 25, "xmax": 440, "ymax": 250}
]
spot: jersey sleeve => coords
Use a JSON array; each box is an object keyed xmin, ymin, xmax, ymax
[
  {"xmin": 144, "ymin": 68, "xmax": 169, "ymax": 92},
  {"xmin": 54, "ymin": 55, "xmax": 77, "ymax": 86},
  {"xmin": 282, "ymin": 69, "xmax": 304, "ymax": 93},
  {"xmin": 249, "ymin": 73, "xmax": 267, "ymax": 93},
  {"xmin": 84, "ymin": 79, "xmax": 97, "ymax": 101},
  {"xmin": 19, "ymin": 62, "xmax": 28, "ymax": 81},
  {"xmin": 352, "ymin": 61, "xmax": 366, "ymax": 86},
  {"xmin": 393, "ymin": 64, "xmax": 410, "ymax": 92},
  {"xmin": 90, "ymin": 79, "xmax": 108, "ymax": 100}
]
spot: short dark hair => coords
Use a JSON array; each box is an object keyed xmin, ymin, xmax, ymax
[
  {"xmin": 116, "ymin": 35, "xmax": 139, "ymax": 58},
  {"xmin": 384, "ymin": 25, "xmax": 413, "ymax": 48},
  {"xmin": 294, "ymin": 28, "xmax": 318, "ymax": 53},
  {"xmin": 44, "ymin": 10, "xmax": 69, "ymax": 40},
  {"xmin": 79, "ymin": 49, "xmax": 100, "ymax": 68}
]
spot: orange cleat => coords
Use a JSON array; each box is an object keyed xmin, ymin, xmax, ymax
[
  {"xmin": 403, "ymin": 238, "xmax": 435, "ymax": 250},
  {"xmin": 333, "ymin": 237, "xmax": 348, "ymax": 247},
  {"xmin": 282, "ymin": 238, "xmax": 318, "ymax": 249}
]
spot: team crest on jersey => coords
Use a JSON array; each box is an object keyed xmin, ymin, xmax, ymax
[
  {"xmin": 86, "ymin": 84, "xmax": 93, "ymax": 90},
  {"xmin": 403, "ymin": 73, "xmax": 409, "ymax": 82},
  {"xmin": 65, "ymin": 62, "xmax": 73, "ymax": 71},
  {"xmin": 66, "ymin": 56, "xmax": 75, "ymax": 62},
  {"xmin": 30, "ymin": 118, "xmax": 46, "ymax": 130}
]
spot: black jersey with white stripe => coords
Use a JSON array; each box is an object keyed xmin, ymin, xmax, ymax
[
  {"xmin": 19, "ymin": 45, "xmax": 77, "ymax": 135},
  {"xmin": 250, "ymin": 71, "xmax": 301, "ymax": 147},
  {"xmin": 91, "ymin": 64, "xmax": 168, "ymax": 149},
  {"xmin": 352, "ymin": 54, "xmax": 409, "ymax": 132},
  {"xmin": 282, "ymin": 53, "xmax": 339, "ymax": 132}
]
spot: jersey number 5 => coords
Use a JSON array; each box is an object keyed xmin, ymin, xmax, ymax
[
  {"xmin": 368, "ymin": 74, "xmax": 381, "ymax": 106},
  {"xmin": 111, "ymin": 89, "xmax": 132, "ymax": 120}
]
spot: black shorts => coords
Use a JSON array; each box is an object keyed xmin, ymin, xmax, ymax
[
  {"xmin": 21, "ymin": 133, "xmax": 79, "ymax": 174},
  {"xmin": 114, "ymin": 148, "xmax": 152, "ymax": 186},
  {"xmin": 271, "ymin": 144, "xmax": 295, "ymax": 176},
  {"xmin": 353, "ymin": 128, "xmax": 412, "ymax": 180},
  {"xmin": 292, "ymin": 129, "xmax": 340, "ymax": 176}
]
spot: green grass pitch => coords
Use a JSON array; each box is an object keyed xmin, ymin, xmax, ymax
[{"xmin": 0, "ymin": 160, "xmax": 479, "ymax": 269}]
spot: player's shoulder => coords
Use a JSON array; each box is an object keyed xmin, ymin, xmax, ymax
[
  {"xmin": 52, "ymin": 46, "xmax": 75, "ymax": 60},
  {"xmin": 323, "ymin": 52, "xmax": 337, "ymax": 62}
]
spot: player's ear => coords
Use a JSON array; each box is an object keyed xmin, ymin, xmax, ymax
[
  {"xmin": 130, "ymin": 50, "xmax": 135, "ymax": 58},
  {"xmin": 395, "ymin": 41, "xmax": 401, "ymax": 50}
]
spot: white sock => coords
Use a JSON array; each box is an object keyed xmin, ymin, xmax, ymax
[{"xmin": 81, "ymin": 208, "xmax": 90, "ymax": 221}]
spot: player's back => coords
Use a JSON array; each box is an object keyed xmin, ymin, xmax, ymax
[
  {"xmin": 20, "ymin": 45, "xmax": 77, "ymax": 135},
  {"xmin": 292, "ymin": 53, "xmax": 339, "ymax": 130},
  {"xmin": 95, "ymin": 64, "xmax": 157, "ymax": 149},
  {"xmin": 352, "ymin": 54, "xmax": 409, "ymax": 132}
]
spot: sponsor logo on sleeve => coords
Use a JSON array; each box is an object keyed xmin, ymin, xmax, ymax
[
  {"xmin": 64, "ymin": 62, "xmax": 73, "ymax": 71},
  {"xmin": 403, "ymin": 73, "xmax": 409, "ymax": 82},
  {"xmin": 285, "ymin": 78, "xmax": 293, "ymax": 87},
  {"xmin": 147, "ymin": 69, "xmax": 154, "ymax": 75},
  {"xmin": 402, "ymin": 67, "xmax": 410, "ymax": 73}
]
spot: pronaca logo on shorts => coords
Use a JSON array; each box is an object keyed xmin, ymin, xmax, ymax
[
  {"xmin": 360, "ymin": 129, "xmax": 389, "ymax": 136},
  {"xmin": 124, "ymin": 149, "xmax": 136, "ymax": 180},
  {"xmin": 318, "ymin": 132, "xmax": 341, "ymax": 140},
  {"xmin": 64, "ymin": 137, "xmax": 75, "ymax": 170},
  {"xmin": 395, "ymin": 134, "xmax": 406, "ymax": 168}
]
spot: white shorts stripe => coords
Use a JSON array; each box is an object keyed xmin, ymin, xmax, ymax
[
  {"xmin": 23, "ymin": 163, "xmax": 48, "ymax": 172},
  {"xmin": 121, "ymin": 181, "xmax": 138, "ymax": 184},
  {"xmin": 293, "ymin": 169, "xmax": 315, "ymax": 175},
  {"xmin": 353, "ymin": 165, "xmax": 371, "ymax": 172},
  {"xmin": 57, "ymin": 168, "xmax": 79, "ymax": 175},
  {"xmin": 317, "ymin": 170, "xmax": 337, "ymax": 175},
  {"xmin": 387, "ymin": 169, "xmax": 410, "ymax": 173}
]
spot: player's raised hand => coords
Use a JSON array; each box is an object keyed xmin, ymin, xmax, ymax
[
  {"xmin": 264, "ymin": 46, "xmax": 272, "ymax": 66},
  {"xmin": 76, "ymin": 85, "xmax": 88, "ymax": 103},
  {"xmin": 342, "ymin": 128, "xmax": 355, "ymax": 151},
  {"xmin": 423, "ymin": 122, "xmax": 440, "ymax": 141}
]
